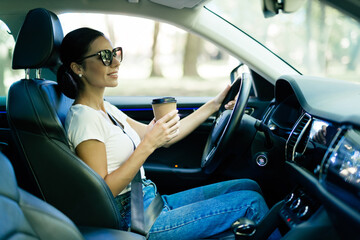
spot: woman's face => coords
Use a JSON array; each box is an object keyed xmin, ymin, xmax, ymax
[{"xmin": 80, "ymin": 36, "xmax": 120, "ymax": 90}]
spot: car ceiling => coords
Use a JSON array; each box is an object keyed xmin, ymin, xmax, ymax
[
  {"xmin": 1, "ymin": 0, "xmax": 359, "ymax": 20},
  {"xmin": 0, "ymin": 0, "xmax": 209, "ymax": 11},
  {"xmin": 148, "ymin": 0, "xmax": 209, "ymax": 9},
  {"xmin": 0, "ymin": 0, "xmax": 206, "ymax": 38}
]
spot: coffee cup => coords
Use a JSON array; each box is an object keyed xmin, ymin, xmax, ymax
[{"xmin": 152, "ymin": 97, "xmax": 177, "ymax": 121}]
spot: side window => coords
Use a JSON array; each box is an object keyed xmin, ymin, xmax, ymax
[
  {"xmin": 0, "ymin": 20, "xmax": 22, "ymax": 96},
  {"xmin": 59, "ymin": 13, "xmax": 238, "ymax": 97}
]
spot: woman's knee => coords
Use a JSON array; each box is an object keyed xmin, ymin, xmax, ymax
[{"xmin": 224, "ymin": 179, "xmax": 263, "ymax": 195}]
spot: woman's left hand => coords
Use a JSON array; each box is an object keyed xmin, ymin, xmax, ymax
[
  {"xmin": 213, "ymin": 84, "xmax": 238, "ymax": 111},
  {"xmin": 224, "ymin": 93, "xmax": 238, "ymax": 110}
]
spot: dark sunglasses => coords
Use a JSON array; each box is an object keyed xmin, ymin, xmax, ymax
[{"xmin": 78, "ymin": 47, "xmax": 123, "ymax": 66}]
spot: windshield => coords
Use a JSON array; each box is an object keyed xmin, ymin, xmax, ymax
[{"xmin": 207, "ymin": 0, "xmax": 360, "ymax": 82}]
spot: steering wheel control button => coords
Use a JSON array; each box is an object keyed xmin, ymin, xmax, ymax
[{"xmin": 255, "ymin": 153, "xmax": 268, "ymax": 167}]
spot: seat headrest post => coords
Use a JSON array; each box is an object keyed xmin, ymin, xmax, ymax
[
  {"xmin": 25, "ymin": 69, "xmax": 30, "ymax": 79},
  {"xmin": 36, "ymin": 69, "xmax": 42, "ymax": 79}
]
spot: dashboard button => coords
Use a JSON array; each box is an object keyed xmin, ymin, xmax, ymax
[
  {"xmin": 290, "ymin": 198, "xmax": 301, "ymax": 211},
  {"xmin": 285, "ymin": 193, "xmax": 295, "ymax": 204},
  {"xmin": 256, "ymin": 154, "xmax": 268, "ymax": 167},
  {"xmin": 297, "ymin": 205, "xmax": 310, "ymax": 220}
]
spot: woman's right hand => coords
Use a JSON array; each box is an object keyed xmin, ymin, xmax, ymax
[{"xmin": 143, "ymin": 109, "xmax": 180, "ymax": 150}]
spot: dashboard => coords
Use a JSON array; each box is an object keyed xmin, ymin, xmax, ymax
[{"xmin": 264, "ymin": 75, "xmax": 360, "ymax": 239}]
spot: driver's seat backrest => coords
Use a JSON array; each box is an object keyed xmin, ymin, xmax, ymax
[{"xmin": 7, "ymin": 8, "xmax": 123, "ymax": 229}]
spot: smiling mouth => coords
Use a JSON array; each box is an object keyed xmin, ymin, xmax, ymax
[{"xmin": 108, "ymin": 72, "xmax": 118, "ymax": 76}]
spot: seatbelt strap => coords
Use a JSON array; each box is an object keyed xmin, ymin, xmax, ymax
[
  {"xmin": 131, "ymin": 171, "xmax": 145, "ymax": 235},
  {"xmin": 145, "ymin": 193, "xmax": 164, "ymax": 233},
  {"xmin": 107, "ymin": 112, "xmax": 164, "ymax": 237},
  {"xmin": 131, "ymin": 172, "xmax": 164, "ymax": 237}
]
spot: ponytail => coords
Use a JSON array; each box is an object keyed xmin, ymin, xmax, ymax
[{"xmin": 57, "ymin": 64, "xmax": 79, "ymax": 99}]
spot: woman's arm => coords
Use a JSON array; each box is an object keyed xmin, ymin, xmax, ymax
[
  {"xmin": 75, "ymin": 139, "xmax": 152, "ymax": 196},
  {"xmin": 164, "ymin": 85, "xmax": 230, "ymax": 146},
  {"xmin": 76, "ymin": 110, "xmax": 180, "ymax": 196},
  {"xmin": 128, "ymin": 85, "xmax": 232, "ymax": 147},
  {"xmin": 126, "ymin": 117, "xmax": 148, "ymax": 140}
]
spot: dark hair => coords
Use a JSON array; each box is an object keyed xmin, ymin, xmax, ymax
[{"xmin": 57, "ymin": 27, "xmax": 104, "ymax": 99}]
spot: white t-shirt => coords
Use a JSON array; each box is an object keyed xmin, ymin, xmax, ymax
[{"xmin": 65, "ymin": 101, "xmax": 145, "ymax": 195}]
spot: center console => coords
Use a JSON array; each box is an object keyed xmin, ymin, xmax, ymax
[{"xmin": 279, "ymin": 188, "xmax": 320, "ymax": 228}]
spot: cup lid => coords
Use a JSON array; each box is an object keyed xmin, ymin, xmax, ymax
[{"xmin": 152, "ymin": 97, "xmax": 176, "ymax": 104}]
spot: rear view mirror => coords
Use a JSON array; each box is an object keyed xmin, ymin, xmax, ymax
[{"xmin": 262, "ymin": 0, "xmax": 305, "ymax": 18}]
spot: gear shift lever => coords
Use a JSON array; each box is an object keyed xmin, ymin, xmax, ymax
[{"xmin": 231, "ymin": 217, "xmax": 256, "ymax": 240}]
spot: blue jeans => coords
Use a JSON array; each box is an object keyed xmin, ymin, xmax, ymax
[{"xmin": 115, "ymin": 179, "xmax": 280, "ymax": 240}]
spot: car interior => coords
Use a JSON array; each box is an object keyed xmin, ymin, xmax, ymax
[{"xmin": 0, "ymin": 0, "xmax": 359, "ymax": 240}]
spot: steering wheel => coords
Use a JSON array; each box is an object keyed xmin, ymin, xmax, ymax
[{"xmin": 201, "ymin": 72, "xmax": 252, "ymax": 174}]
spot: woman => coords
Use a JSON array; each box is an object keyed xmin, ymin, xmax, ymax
[{"xmin": 57, "ymin": 27, "xmax": 278, "ymax": 240}]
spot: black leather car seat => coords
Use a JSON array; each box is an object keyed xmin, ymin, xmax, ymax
[
  {"xmin": 0, "ymin": 151, "xmax": 145, "ymax": 240},
  {"xmin": 7, "ymin": 8, "xmax": 123, "ymax": 230}
]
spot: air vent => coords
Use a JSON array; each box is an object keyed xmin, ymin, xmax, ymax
[{"xmin": 286, "ymin": 113, "xmax": 312, "ymax": 161}]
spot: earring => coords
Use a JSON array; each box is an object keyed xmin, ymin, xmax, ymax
[{"xmin": 78, "ymin": 74, "xmax": 82, "ymax": 78}]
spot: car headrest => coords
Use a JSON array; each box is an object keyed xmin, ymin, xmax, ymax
[
  {"xmin": 12, "ymin": 8, "xmax": 64, "ymax": 70},
  {"xmin": 0, "ymin": 152, "xmax": 19, "ymax": 202}
]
